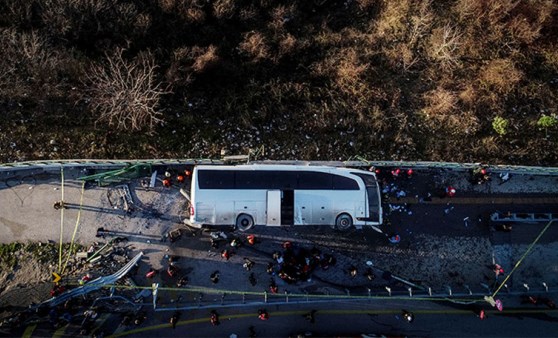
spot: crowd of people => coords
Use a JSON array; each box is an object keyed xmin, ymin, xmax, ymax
[{"xmin": 270, "ymin": 242, "xmax": 337, "ymax": 285}]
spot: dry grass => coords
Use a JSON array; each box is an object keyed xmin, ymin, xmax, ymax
[
  {"xmin": 269, "ymin": 4, "xmax": 297, "ymax": 32},
  {"xmin": 191, "ymin": 45, "xmax": 219, "ymax": 72},
  {"xmin": 335, "ymin": 48, "xmax": 369, "ymax": 93},
  {"xmin": 375, "ymin": 0, "xmax": 410, "ymax": 39},
  {"xmin": 382, "ymin": 43, "xmax": 418, "ymax": 72},
  {"xmin": 1, "ymin": 0, "xmax": 557, "ymax": 164},
  {"xmin": 134, "ymin": 13, "xmax": 152, "ymax": 35},
  {"xmin": 0, "ymin": 28, "xmax": 81, "ymax": 98},
  {"xmin": 278, "ymin": 33, "xmax": 297, "ymax": 57},
  {"xmin": 458, "ymin": 84, "xmax": 477, "ymax": 108},
  {"xmin": 377, "ymin": 0, "xmax": 433, "ymax": 72},
  {"xmin": 166, "ymin": 45, "xmax": 219, "ymax": 86},
  {"xmin": 407, "ymin": 0, "xmax": 434, "ymax": 46},
  {"xmin": 212, "ymin": 0, "xmax": 235, "ymax": 19},
  {"xmin": 239, "ymin": 31, "xmax": 270, "ymax": 62},
  {"xmin": 239, "ymin": 5, "xmax": 258, "ymax": 22},
  {"xmin": 480, "ymin": 59, "xmax": 523, "ymax": 94},
  {"xmin": 423, "ymin": 88, "xmax": 457, "ymax": 116},
  {"xmin": 355, "ymin": 0, "xmax": 378, "ymax": 11},
  {"xmin": 182, "ymin": 7, "xmax": 205, "ymax": 23},
  {"xmin": 542, "ymin": 45, "xmax": 558, "ymax": 72},
  {"xmin": 312, "ymin": 47, "xmax": 370, "ymax": 96}
]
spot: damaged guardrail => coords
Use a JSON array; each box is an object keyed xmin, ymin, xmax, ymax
[{"xmin": 38, "ymin": 252, "xmax": 144, "ymax": 308}]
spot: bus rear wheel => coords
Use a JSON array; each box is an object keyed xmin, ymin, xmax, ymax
[
  {"xmin": 236, "ymin": 214, "xmax": 254, "ymax": 231},
  {"xmin": 335, "ymin": 213, "xmax": 353, "ymax": 231}
]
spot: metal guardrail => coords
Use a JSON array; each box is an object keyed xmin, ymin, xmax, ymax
[
  {"xmin": 0, "ymin": 159, "xmax": 218, "ymax": 170},
  {"xmin": 491, "ymin": 212, "xmax": 558, "ymax": 222},
  {"xmin": 153, "ymin": 287, "xmax": 558, "ymax": 312},
  {"xmin": 1, "ymin": 158, "xmax": 558, "ymax": 176}
]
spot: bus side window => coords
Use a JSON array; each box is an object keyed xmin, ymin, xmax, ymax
[
  {"xmin": 298, "ymin": 172, "xmax": 332, "ymax": 190},
  {"xmin": 236, "ymin": 171, "xmax": 267, "ymax": 189},
  {"xmin": 273, "ymin": 171, "xmax": 297, "ymax": 189},
  {"xmin": 198, "ymin": 170, "xmax": 235, "ymax": 189},
  {"xmin": 332, "ymin": 175, "xmax": 359, "ymax": 190}
]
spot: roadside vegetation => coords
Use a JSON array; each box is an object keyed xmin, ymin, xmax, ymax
[
  {"xmin": 0, "ymin": 242, "xmax": 81, "ymax": 270},
  {"xmin": 0, "ymin": 0, "xmax": 557, "ymax": 164}
]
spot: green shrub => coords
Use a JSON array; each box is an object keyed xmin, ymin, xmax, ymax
[
  {"xmin": 492, "ymin": 116, "xmax": 509, "ymax": 136},
  {"xmin": 537, "ymin": 114, "xmax": 557, "ymax": 129},
  {"xmin": 537, "ymin": 114, "xmax": 557, "ymax": 137}
]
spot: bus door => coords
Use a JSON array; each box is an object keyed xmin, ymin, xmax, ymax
[
  {"xmin": 281, "ymin": 189, "xmax": 294, "ymax": 226},
  {"xmin": 266, "ymin": 190, "xmax": 281, "ymax": 226}
]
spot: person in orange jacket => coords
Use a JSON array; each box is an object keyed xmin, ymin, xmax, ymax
[{"xmin": 247, "ymin": 234, "xmax": 256, "ymax": 245}]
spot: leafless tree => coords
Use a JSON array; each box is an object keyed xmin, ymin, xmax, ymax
[
  {"xmin": 86, "ymin": 48, "xmax": 170, "ymax": 132},
  {"xmin": 427, "ymin": 24, "xmax": 462, "ymax": 70}
]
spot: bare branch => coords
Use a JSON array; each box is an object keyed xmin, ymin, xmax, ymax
[
  {"xmin": 86, "ymin": 48, "xmax": 170, "ymax": 132},
  {"xmin": 427, "ymin": 24, "xmax": 462, "ymax": 70}
]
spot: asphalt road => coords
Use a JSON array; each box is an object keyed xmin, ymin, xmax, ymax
[
  {"xmin": 99, "ymin": 298, "xmax": 558, "ymax": 338},
  {"xmin": 11, "ymin": 296, "xmax": 558, "ymax": 338},
  {"xmin": 3, "ymin": 165, "xmax": 558, "ymax": 337}
]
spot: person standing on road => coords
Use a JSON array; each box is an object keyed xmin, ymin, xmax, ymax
[
  {"xmin": 493, "ymin": 264, "xmax": 504, "ymax": 278},
  {"xmin": 266, "ymin": 262, "xmax": 274, "ymax": 275},
  {"xmin": 145, "ymin": 268, "xmax": 156, "ymax": 278},
  {"xmin": 243, "ymin": 258, "xmax": 255, "ymax": 271},
  {"xmin": 258, "ymin": 309, "xmax": 269, "ymax": 320},
  {"xmin": 210, "ymin": 310, "xmax": 220, "ymax": 326},
  {"xmin": 249, "ymin": 273, "xmax": 257, "ymax": 286},
  {"xmin": 349, "ymin": 265, "xmax": 358, "ymax": 278},
  {"xmin": 231, "ymin": 238, "xmax": 242, "ymax": 248},
  {"xmin": 445, "ymin": 186, "xmax": 456, "ymax": 197},
  {"xmin": 476, "ymin": 308, "xmax": 486, "ymax": 320},
  {"xmin": 542, "ymin": 298, "xmax": 556, "ymax": 309},
  {"xmin": 364, "ymin": 268, "xmax": 375, "ymax": 281},
  {"xmin": 248, "ymin": 326, "xmax": 257, "ymax": 337},
  {"xmin": 247, "ymin": 234, "xmax": 256, "ymax": 245},
  {"xmin": 269, "ymin": 280, "xmax": 278, "ymax": 294},
  {"xmin": 170, "ymin": 311, "xmax": 180, "ymax": 329},
  {"xmin": 304, "ymin": 310, "xmax": 317, "ymax": 323},
  {"xmin": 177, "ymin": 276, "xmax": 188, "ymax": 287},
  {"xmin": 134, "ymin": 311, "xmax": 146, "ymax": 325},
  {"xmin": 210, "ymin": 271, "xmax": 220, "ymax": 284},
  {"xmin": 402, "ymin": 310, "xmax": 414, "ymax": 323}
]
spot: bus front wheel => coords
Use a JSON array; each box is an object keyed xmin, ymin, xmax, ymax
[
  {"xmin": 236, "ymin": 214, "xmax": 254, "ymax": 231},
  {"xmin": 335, "ymin": 213, "xmax": 353, "ymax": 231}
]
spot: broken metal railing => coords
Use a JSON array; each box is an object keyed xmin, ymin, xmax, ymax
[
  {"xmin": 78, "ymin": 163, "xmax": 152, "ymax": 186},
  {"xmin": 39, "ymin": 252, "xmax": 143, "ymax": 308}
]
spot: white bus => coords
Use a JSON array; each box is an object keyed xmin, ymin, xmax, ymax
[{"xmin": 188, "ymin": 165, "xmax": 382, "ymax": 231}]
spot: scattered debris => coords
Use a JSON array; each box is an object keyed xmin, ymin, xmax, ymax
[
  {"xmin": 149, "ymin": 171, "xmax": 158, "ymax": 188},
  {"xmin": 168, "ymin": 229, "xmax": 182, "ymax": 243},
  {"xmin": 499, "ymin": 172, "xmax": 510, "ymax": 184}
]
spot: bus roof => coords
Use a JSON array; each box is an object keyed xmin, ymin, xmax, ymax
[{"xmin": 194, "ymin": 164, "xmax": 373, "ymax": 173}]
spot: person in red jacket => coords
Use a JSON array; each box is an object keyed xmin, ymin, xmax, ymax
[
  {"xmin": 258, "ymin": 309, "xmax": 269, "ymax": 320},
  {"xmin": 446, "ymin": 186, "xmax": 456, "ymax": 197},
  {"xmin": 247, "ymin": 234, "xmax": 256, "ymax": 245}
]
